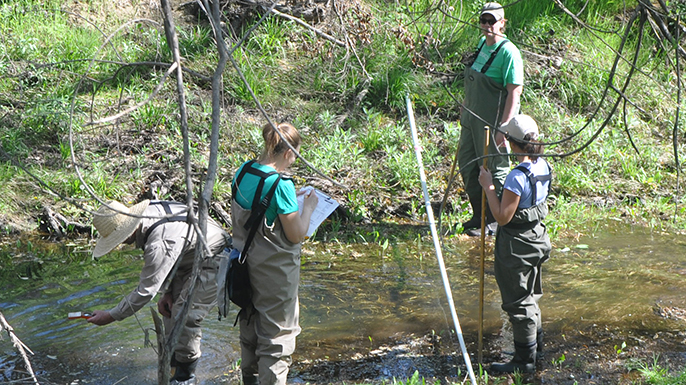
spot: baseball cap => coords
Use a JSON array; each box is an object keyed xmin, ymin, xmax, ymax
[
  {"xmin": 500, "ymin": 115, "xmax": 539, "ymax": 141},
  {"xmin": 481, "ymin": 2, "xmax": 505, "ymax": 21}
]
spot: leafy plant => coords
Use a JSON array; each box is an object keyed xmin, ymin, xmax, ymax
[
  {"xmin": 614, "ymin": 341, "xmax": 626, "ymax": 355},
  {"xmin": 551, "ymin": 353, "xmax": 566, "ymax": 370}
]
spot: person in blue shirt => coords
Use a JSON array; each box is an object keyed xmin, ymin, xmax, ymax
[
  {"xmin": 231, "ymin": 122, "xmax": 318, "ymax": 385},
  {"xmin": 459, "ymin": 2, "xmax": 524, "ymax": 236},
  {"xmin": 478, "ymin": 115, "xmax": 551, "ymax": 373}
]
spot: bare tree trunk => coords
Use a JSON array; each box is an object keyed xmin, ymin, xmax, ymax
[
  {"xmin": 157, "ymin": 0, "xmax": 227, "ymax": 383},
  {"xmin": 159, "ymin": 1, "xmax": 200, "ymax": 384},
  {"xmin": 150, "ymin": 308, "xmax": 170, "ymax": 384}
]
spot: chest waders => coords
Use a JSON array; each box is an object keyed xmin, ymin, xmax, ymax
[
  {"xmin": 459, "ymin": 41, "xmax": 512, "ymax": 228},
  {"xmin": 491, "ymin": 168, "xmax": 552, "ymax": 374},
  {"xmin": 140, "ymin": 201, "xmax": 227, "ymax": 382},
  {"xmin": 230, "ymin": 161, "xmax": 302, "ymax": 385}
]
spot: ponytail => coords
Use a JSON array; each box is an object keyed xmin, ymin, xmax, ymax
[
  {"xmin": 510, "ymin": 133, "xmax": 543, "ymax": 161},
  {"xmin": 261, "ymin": 122, "xmax": 302, "ymax": 160}
]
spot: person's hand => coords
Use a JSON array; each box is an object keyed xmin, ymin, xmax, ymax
[
  {"xmin": 158, "ymin": 292, "xmax": 173, "ymax": 318},
  {"xmin": 478, "ymin": 166, "xmax": 494, "ymax": 191},
  {"xmin": 303, "ymin": 189, "xmax": 319, "ymax": 211},
  {"xmin": 87, "ymin": 310, "xmax": 115, "ymax": 326},
  {"xmin": 494, "ymin": 131, "xmax": 507, "ymax": 148}
]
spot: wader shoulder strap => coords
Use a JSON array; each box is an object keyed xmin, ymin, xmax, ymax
[
  {"xmin": 474, "ymin": 40, "xmax": 486, "ymax": 57},
  {"xmin": 514, "ymin": 164, "xmax": 552, "ymax": 206},
  {"xmin": 231, "ymin": 160, "xmax": 279, "ymax": 230},
  {"xmin": 143, "ymin": 201, "xmax": 188, "ymax": 243},
  {"xmin": 480, "ymin": 39, "xmax": 509, "ymax": 74},
  {"xmin": 232, "ymin": 160, "xmax": 282, "ymax": 262},
  {"xmin": 241, "ymin": 174, "xmax": 281, "ymax": 262}
]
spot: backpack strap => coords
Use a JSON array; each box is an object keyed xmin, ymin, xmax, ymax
[
  {"xmin": 514, "ymin": 163, "xmax": 552, "ymax": 206},
  {"xmin": 479, "ymin": 39, "xmax": 509, "ymax": 74},
  {"xmin": 232, "ymin": 161, "xmax": 282, "ymax": 262},
  {"xmin": 143, "ymin": 201, "xmax": 188, "ymax": 243}
]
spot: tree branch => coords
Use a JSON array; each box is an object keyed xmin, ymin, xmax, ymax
[
  {"xmin": 0, "ymin": 312, "xmax": 40, "ymax": 385},
  {"xmin": 270, "ymin": 8, "xmax": 346, "ymax": 47}
]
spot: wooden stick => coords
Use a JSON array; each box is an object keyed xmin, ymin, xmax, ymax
[{"xmin": 478, "ymin": 126, "xmax": 490, "ymax": 365}]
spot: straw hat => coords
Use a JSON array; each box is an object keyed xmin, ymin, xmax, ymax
[{"xmin": 92, "ymin": 200, "xmax": 150, "ymax": 258}]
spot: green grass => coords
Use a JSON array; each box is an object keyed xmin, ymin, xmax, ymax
[
  {"xmin": 1, "ymin": 0, "xmax": 686, "ymax": 238},
  {"xmin": 627, "ymin": 355, "xmax": 686, "ymax": 385}
]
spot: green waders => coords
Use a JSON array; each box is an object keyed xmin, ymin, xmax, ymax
[
  {"xmin": 492, "ymin": 202, "xmax": 551, "ymax": 373},
  {"xmin": 459, "ymin": 66, "xmax": 511, "ymax": 225}
]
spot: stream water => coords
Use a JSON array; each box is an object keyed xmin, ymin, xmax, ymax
[{"xmin": 1, "ymin": 222, "xmax": 685, "ymax": 384}]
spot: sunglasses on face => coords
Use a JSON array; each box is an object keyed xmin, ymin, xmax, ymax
[{"xmin": 479, "ymin": 17, "xmax": 497, "ymax": 25}]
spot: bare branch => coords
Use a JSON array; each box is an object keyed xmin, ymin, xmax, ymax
[
  {"xmin": 150, "ymin": 308, "xmax": 170, "ymax": 384},
  {"xmin": 270, "ymin": 8, "xmax": 346, "ymax": 47},
  {"xmin": 0, "ymin": 312, "xmax": 40, "ymax": 385},
  {"xmin": 86, "ymin": 62, "xmax": 178, "ymax": 126},
  {"xmin": 673, "ymin": 14, "xmax": 682, "ymax": 220}
]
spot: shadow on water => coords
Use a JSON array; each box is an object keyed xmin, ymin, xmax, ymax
[{"xmin": 1, "ymin": 222, "xmax": 686, "ymax": 384}]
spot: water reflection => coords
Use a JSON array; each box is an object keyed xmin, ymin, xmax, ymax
[{"xmin": 1, "ymin": 223, "xmax": 685, "ymax": 383}]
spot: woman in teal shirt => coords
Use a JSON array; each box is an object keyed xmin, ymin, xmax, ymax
[{"xmin": 231, "ymin": 122, "xmax": 318, "ymax": 385}]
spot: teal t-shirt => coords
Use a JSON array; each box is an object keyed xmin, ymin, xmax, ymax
[
  {"xmin": 232, "ymin": 161, "xmax": 299, "ymax": 225},
  {"xmin": 471, "ymin": 36, "xmax": 524, "ymax": 87}
]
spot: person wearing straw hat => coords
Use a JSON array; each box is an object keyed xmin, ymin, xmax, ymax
[
  {"xmin": 88, "ymin": 200, "xmax": 229, "ymax": 385},
  {"xmin": 478, "ymin": 115, "xmax": 551, "ymax": 373},
  {"xmin": 459, "ymin": 1, "xmax": 524, "ymax": 236}
]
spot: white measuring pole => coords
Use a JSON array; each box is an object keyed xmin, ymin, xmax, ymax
[{"xmin": 405, "ymin": 95, "xmax": 477, "ymax": 385}]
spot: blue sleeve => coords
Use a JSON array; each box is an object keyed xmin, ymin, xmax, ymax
[{"xmin": 503, "ymin": 169, "xmax": 527, "ymax": 197}]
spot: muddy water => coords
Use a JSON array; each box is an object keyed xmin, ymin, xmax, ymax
[{"xmin": 1, "ymin": 223, "xmax": 685, "ymax": 384}]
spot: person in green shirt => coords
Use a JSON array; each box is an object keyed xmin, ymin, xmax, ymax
[
  {"xmin": 459, "ymin": 2, "xmax": 524, "ymax": 236},
  {"xmin": 230, "ymin": 122, "xmax": 318, "ymax": 385}
]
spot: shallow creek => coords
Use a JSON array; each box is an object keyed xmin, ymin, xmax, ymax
[{"xmin": 1, "ymin": 222, "xmax": 685, "ymax": 384}]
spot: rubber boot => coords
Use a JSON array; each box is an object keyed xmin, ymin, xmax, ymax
[
  {"xmin": 536, "ymin": 328, "xmax": 544, "ymax": 360},
  {"xmin": 461, "ymin": 194, "xmax": 481, "ymax": 232},
  {"xmin": 170, "ymin": 359, "xmax": 198, "ymax": 385},
  {"xmin": 491, "ymin": 341, "xmax": 536, "ymax": 374},
  {"xmin": 463, "ymin": 196, "xmax": 497, "ymax": 237},
  {"xmin": 242, "ymin": 374, "xmax": 258, "ymax": 385}
]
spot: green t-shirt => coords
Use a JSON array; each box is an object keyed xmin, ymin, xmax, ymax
[
  {"xmin": 232, "ymin": 161, "xmax": 299, "ymax": 225},
  {"xmin": 471, "ymin": 36, "xmax": 524, "ymax": 87}
]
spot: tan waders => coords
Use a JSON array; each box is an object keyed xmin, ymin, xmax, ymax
[
  {"xmin": 165, "ymin": 226, "xmax": 225, "ymax": 384},
  {"xmin": 232, "ymin": 202, "xmax": 302, "ymax": 385},
  {"xmin": 459, "ymin": 66, "xmax": 511, "ymax": 231},
  {"xmin": 491, "ymin": 202, "xmax": 551, "ymax": 373}
]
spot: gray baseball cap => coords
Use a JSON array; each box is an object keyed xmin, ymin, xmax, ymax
[{"xmin": 500, "ymin": 115, "xmax": 539, "ymax": 141}]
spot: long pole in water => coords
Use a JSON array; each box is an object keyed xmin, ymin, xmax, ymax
[{"xmin": 405, "ymin": 95, "xmax": 477, "ymax": 385}]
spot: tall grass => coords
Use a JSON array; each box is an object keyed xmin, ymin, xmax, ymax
[{"xmin": 1, "ymin": 0, "xmax": 686, "ymax": 235}]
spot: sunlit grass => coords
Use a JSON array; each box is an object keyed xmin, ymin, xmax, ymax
[{"xmin": 1, "ymin": 0, "xmax": 685, "ymax": 240}]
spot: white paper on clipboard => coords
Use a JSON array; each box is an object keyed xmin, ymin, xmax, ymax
[{"xmin": 297, "ymin": 186, "xmax": 339, "ymax": 238}]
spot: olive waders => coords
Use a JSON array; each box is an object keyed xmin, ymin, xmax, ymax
[
  {"xmin": 491, "ymin": 202, "xmax": 551, "ymax": 373},
  {"xmin": 231, "ymin": 200, "xmax": 302, "ymax": 385},
  {"xmin": 459, "ymin": 54, "xmax": 511, "ymax": 232}
]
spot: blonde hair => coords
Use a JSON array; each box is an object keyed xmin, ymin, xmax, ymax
[{"xmin": 260, "ymin": 122, "xmax": 301, "ymax": 160}]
